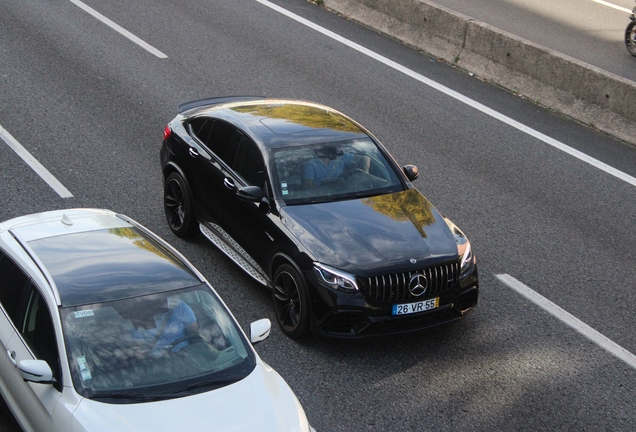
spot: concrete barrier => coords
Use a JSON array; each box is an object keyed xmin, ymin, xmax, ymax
[{"xmin": 323, "ymin": 0, "xmax": 636, "ymax": 146}]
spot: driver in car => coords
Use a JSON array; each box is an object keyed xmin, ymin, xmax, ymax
[
  {"xmin": 130, "ymin": 297, "xmax": 198, "ymax": 357},
  {"xmin": 303, "ymin": 145, "xmax": 370, "ymax": 188}
]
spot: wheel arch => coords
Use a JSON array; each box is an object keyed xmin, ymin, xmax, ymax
[
  {"xmin": 163, "ymin": 161, "xmax": 186, "ymax": 182},
  {"xmin": 163, "ymin": 163, "xmax": 196, "ymax": 201},
  {"xmin": 270, "ymin": 252, "xmax": 304, "ymax": 283}
]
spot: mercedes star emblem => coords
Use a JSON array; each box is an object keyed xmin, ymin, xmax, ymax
[{"xmin": 408, "ymin": 274, "xmax": 428, "ymax": 297}]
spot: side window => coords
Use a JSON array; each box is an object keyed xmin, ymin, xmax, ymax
[
  {"xmin": 20, "ymin": 284, "xmax": 60, "ymax": 383},
  {"xmin": 234, "ymin": 136, "xmax": 266, "ymax": 187},
  {"xmin": 0, "ymin": 251, "xmax": 60, "ymax": 385},
  {"xmin": 0, "ymin": 251, "xmax": 30, "ymax": 324},
  {"xmin": 207, "ymin": 120, "xmax": 240, "ymax": 166},
  {"xmin": 189, "ymin": 118, "xmax": 215, "ymax": 145}
]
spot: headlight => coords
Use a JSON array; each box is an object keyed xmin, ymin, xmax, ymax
[
  {"xmin": 313, "ymin": 263, "xmax": 359, "ymax": 292},
  {"xmin": 445, "ymin": 218, "xmax": 475, "ymax": 280},
  {"xmin": 458, "ymin": 239, "xmax": 475, "ymax": 279}
]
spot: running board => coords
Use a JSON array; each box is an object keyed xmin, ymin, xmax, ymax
[{"xmin": 199, "ymin": 223, "xmax": 270, "ymax": 287}]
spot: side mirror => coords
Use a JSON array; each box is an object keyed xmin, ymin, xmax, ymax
[
  {"xmin": 18, "ymin": 360, "xmax": 54, "ymax": 384},
  {"xmin": 259, "ymin": 197, "xmax": 271, "ymax": 215},
  {"xmin": 403, "ymin": 165, "xmax": 419, "ymax": 181},
  {"xmin": 236, "ymin": 185, "xmax": 263, "ymax": 202},
  {"xmin": 249, "ymin": 318, "xmax": 271, "ymax": 344}
]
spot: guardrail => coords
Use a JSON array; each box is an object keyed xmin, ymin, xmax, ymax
[{"xmin": 324, "ymin": 0, "xmax": 636, "ymax": 146}]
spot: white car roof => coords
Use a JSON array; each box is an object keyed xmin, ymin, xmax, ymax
[{"xmin": 0, "ymin": 208, "xmax": 130, "ymax": 242}]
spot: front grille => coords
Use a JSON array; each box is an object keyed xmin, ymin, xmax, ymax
[{"xmin": 359, "ymin": 262, "xmax": 460, "ymax": 302}]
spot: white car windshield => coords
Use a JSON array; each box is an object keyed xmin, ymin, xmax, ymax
[
  {"xmin": 61, "ymin": 285, "xmax": 255, "ymax": 402},
  {"xmin": 273, "ymin": 138, "xmax": 404, "ymax": 205}
]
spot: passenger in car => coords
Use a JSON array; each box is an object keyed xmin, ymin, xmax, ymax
[
  {"xmin": 129, "ymin": 298, "xmax": 198, "ymax": 357},
  {"xmin": 303, "ymin": 145, "xmax": 370, "ymax": 188}
]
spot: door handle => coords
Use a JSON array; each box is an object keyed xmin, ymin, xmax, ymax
[
  {"xmin": 6, "ymin": 349, "xmax": 17, "ymax": 366},
  {"xmin": 223, "ymin": 178, "xmax": 235, "ymax": 190},
  {"xmin": 188, "ymin": 147, "xmax": 199, "ymax": 158}
]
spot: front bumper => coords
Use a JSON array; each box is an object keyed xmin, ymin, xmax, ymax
[{"xmin": 306, "ymin": 267, "xmax": 479, "ymax": 339}]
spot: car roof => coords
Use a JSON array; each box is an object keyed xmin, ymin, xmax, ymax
[
  {"xmin": 1, "ymin": 208, "xmax": 131, "ymax": 241},
  {"xmin": 181, "ymin": 98, "xmax": 371, "ymax": 149},
  {"xmin": 2, "ymin": 209, "xmax": 201, "ymax": 307}
]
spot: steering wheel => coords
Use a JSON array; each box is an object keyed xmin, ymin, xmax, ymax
[
  {"xmin": 344, "ymin": 167, "xmax": 365, "ymax": 178},
  {"xmin": 166, "ymin": 334, "xmax": 206, "ymax": 352}
]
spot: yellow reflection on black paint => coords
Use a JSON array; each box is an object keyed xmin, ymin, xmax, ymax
[
  {"xmin": 231, "ymin": 102, "xmax": 360, "ymax": 133},
  {"xmin": 362, "ymin": 189, "xmax": 435, "ymax": 237}
]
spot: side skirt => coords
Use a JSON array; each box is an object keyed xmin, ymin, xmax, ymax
[{"xmin": 199, "ymin": 222, "xmax": 271, "ymax": 287}]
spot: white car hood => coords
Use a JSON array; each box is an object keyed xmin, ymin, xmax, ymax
[{"xmin": 71, "ymin": 362, "xmax": 310, "ymax": 432}]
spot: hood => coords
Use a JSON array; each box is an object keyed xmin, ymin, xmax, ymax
[
  {"xmin": 71, "ymin": 363, "xmax": 310, "ymax": 432},
  {"xmin": 281, "ymin": 189, "xmax": 459, "ymax": 274}
]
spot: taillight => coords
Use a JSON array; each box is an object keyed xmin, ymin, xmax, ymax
[{"xmin": 163, "ymin": 125, "xmax": 171, "ymax": 141}]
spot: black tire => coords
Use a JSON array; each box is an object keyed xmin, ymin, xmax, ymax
[
  {"xmin": 625, "ymin": 21, "xmax": 636, "ymax": 57},
  {"xmin": 272, "ymin": 263, "xmax": 311, "ymax": 339},
  {"xmin": 164, "ymin": 172, "xmax": 197, "ymax": 237}
]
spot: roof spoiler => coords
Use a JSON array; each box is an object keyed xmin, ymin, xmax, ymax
[{"xmin": 178, "ymin": 96, "xmax": 266, "ymax": 114}]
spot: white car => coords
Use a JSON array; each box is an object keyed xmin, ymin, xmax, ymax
[{"xmin": 0, "ymin": 208, "xmax": 312, "ymax": 432}]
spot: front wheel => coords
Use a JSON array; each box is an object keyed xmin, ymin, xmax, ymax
[
  {"xmin": 164, "ymin": 172, "xmax": 197, "ymax": 237},
  {"xmin": 625, "ymin": 21, "xmax": 636, "ymax": 57},
  {"xmin": 272, "ymin": 264, "xmax": 310, "ymax": 339}
]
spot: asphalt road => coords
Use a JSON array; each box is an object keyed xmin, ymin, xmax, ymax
[
  {"xmin": 431, "ymin": 0, "xmax": 636, "ymax": 82},
  {"xmin": 1, "ymin": 0, "xmax": 636, "ymax": 431}
]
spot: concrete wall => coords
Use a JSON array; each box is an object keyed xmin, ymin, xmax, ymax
[{"xmin": 323, "ymin": 0, "xmax": 636, "ymax": 146}]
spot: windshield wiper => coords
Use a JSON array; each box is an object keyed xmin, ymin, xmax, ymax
[
  {"xmin": 90, "ymin": 392, "xmax": 175, "ymax": 402},
  {"xmin": 354, "ymin": 191, "xmax": 376, "ymax": 198},
  {"xmin": 175, "ymin": 375, "xmax": 246, "ymax": 393},
  {"xmin": 309, "ymin": 197, "xmax": 333, "ymax": 204}
]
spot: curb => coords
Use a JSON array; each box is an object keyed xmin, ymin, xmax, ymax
[{"xmin": 323, "ymin": 0, "xmax": 636, "ymax": 146}]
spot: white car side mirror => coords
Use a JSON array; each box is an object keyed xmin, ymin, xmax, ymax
[
  {"xmin": 250, "ymin": 318, "xmax": 271, "ymax": 344},
  {"xmin": 18, "ymin": 359, "xmax": 54, "ymax": 384}
]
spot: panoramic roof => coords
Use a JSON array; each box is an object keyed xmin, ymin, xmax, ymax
[
  {"xmin": 199, "ymin": 99, "xmax": 369, "ymax": 148},
  {"xmin": 28, "ymin": 226, "xmax": 200, "ymax": 306}
]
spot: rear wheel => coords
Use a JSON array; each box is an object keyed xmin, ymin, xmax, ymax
[
  {"xmin": 164, "ymin": 172, "xmax": 197, "ymax": 237},
  {"xmin": 272, "ymin": 264, "xmax": 310, "ymax": 339},
  {"xmin": 625, "ymin": 21, "xmax": 636, "ymax": 56}
]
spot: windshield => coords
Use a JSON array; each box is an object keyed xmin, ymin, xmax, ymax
[
  {"xmin": 61, "ymin": 285, "xmax": 255, "ymax": 402},
  {"xmin": 273, "ymin": 138, "xmax": 404, "ymax": 205}
]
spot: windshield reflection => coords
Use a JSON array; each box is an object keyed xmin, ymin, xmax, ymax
[
  {"xmin": 273, "ymin": 138, "xmax": 404, "ymax": 205},
  {"xmin": 61, "ymin": 285, "xmax": 255, "ymax": 402}
]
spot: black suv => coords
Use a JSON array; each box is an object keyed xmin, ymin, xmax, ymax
[{"xmin": 160, "ymin": 97, "xmax": 479, "ymax": 338}]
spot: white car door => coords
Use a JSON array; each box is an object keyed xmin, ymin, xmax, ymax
[
  {"xmin": 5, "ymin": 329, "xmax": 61, "ymax": 432},
  {"xmin": 0, "ymin": 309, "xmax": 19, "ymax": 413},
  {"xmin": 0, "ymin": 251, "xmax": 61, "ymax": 432}
]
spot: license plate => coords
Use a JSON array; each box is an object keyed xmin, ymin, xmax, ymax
[{"xmin": 392, "ymin": 297, "xmax": 440, "ymax": 316}]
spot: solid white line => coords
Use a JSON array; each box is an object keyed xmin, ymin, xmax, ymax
[
  {"xmin": 0, "ymin": 125, "xmax": 73, "ymax": 198},
  {"xmin": 496, "ymin": 274, "xmax": 636, "ymax": 370},
  {"xmin": 590, "ymin": 0, "xmax": 632, "ymax": 14},
  {"xmin": 254, "ymin": 0, "xmax": 636, "ymax": 189},
  {"xmin": 69, "ymin": 0, "xmax": 167, "ymax": 59}
]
